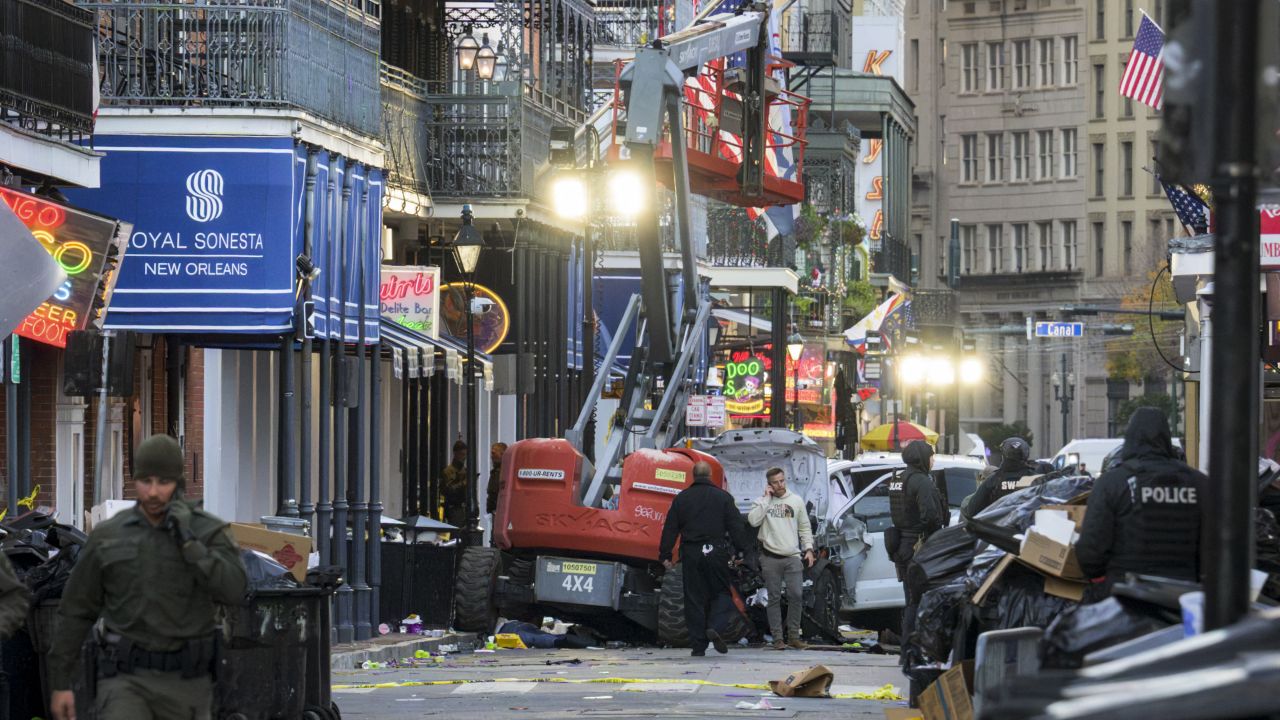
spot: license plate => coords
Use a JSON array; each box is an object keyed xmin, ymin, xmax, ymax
[{"xmin": 534, "ymin": 556, "xmax": 621, "ymax": 609}]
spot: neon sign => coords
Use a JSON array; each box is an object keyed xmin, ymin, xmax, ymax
[
  {"xmin": 0, "ymin": 187, "xmax": 124, "ymax": 349},
  {"xmin": 723, "ymin": 355, "xmax": 766, "ymax": 415},
  {"xmin": 380, "ymin": 266, "xmax": 440, "ymax": 337}
]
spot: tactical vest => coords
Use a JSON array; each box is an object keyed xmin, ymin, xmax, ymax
[
  {"xmin": 1111, "ymin": 470, "xmax": 1202, "ymax": 581},
  {"xmin": 889, "ymin": 471, "xmax": 923, "ymax": 535},
  {"xmin": 986, "ymin": 467, "xmax": 1033, "ymax": 506}
]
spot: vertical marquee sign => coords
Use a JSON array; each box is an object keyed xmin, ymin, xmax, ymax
[{"xmin": 0, "ymin": 187, "xmax": 127, "ymax": 348}]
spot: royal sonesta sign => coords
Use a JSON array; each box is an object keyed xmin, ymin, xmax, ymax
[{"xmin": 0, "ymin": 187, "xmax": 125, "ymax": 348}]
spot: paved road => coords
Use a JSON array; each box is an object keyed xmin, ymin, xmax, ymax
[{"xmin": 332, "ymin": 646, "xmax": 908, "ymax": 718}]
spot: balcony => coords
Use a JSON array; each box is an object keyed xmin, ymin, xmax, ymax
[
  {"xmin": 873, "ymin": 233, "xmax": 911, "ymax": 285},
  {"xmin": 421, "ymin": 81, "xmax": 585, "ymax": 199},
  {"xmin": 1, "ymin": 0, "xmax": 96, "ymax": 143},
  {"xmin": 381, "ymin": 62, "xmax": 430, "ymax": 201},
  {"xmin": 84, "ymin": 0, "xmax": 381, "ymax": 138},
  {"xmin": 780, "ymin": 0, "xmax": 851, "ymax": 69}
]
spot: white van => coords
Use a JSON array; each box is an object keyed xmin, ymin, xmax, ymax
[{"xmin": 1051, "ymin": 439, "xmax": 1123, "ymax": 475}]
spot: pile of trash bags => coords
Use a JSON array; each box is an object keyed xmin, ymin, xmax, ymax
[
  {"xmin": 1, "ymin": 510, "xmax": 88, "ymax": 602},
  {"xmin": 902, "ymin": 474, "xmax": 1095, "ymax": 689}
]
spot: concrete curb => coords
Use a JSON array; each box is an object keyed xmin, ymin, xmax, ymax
[{"xmin": 330, "ymin": 632, "xmax": 483, "ymax": 670}]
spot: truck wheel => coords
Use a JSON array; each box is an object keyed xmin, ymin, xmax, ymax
[
  {"xmin": 454, "ymin": 546, "xmax": 500, "ymax": 632},
  {"xmin": 657, "ymin": 567, "xmax": 751, "ymax": 647},
  {"xmin": 499, "ymin": 557, "xmax": 534, "ymax": 618},
  {"xmin": 801, "ymin": 569, "xmax": 842, "ymax": 642}
]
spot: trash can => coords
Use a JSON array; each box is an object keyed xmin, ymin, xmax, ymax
[{"xmin": 216, "ymin": 587, "xmax": 340, "ymax": 720}]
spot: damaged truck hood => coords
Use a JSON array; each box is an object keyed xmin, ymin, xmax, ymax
[{"xmin": 694, "ymin": 428, "xmax": 830, "ymax": 527}]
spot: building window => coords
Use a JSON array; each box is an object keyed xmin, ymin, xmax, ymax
[
  {"xmin": 1093, "ymin": 221, "xmax": 1105, "ymax": 277},
  {"xmin": 1093, "ymin": 142, "xmax": 1105, "ymax": 197},
  {"xmin": 962, "ymin": 43, "xmax": 980, "ymax": 92},
  {"xmin": 1013, "ymin": 39, "xmax": 1032, "ymax": 89},
  {"xmin": 1121, "ymin": 62, "xmax": 1134, "ymax": 117},
  {"xmin": 1095, "ymin": 0, "xmax": 1106, "ymax": 40},
  {"xmin": 1121, "ymin": 141, "xmax": 1133, "ymax": 196},
  {"xmin": 1038, "ymin": 130, "xmax": 1054, "ymax": 179},
  {"xmin": 1149, "ymin": 219, "xmax": 1162, "ymax": 247},
  {"xmin": 988, "ymin": 224, "xmax": 1004, "ymax": 273},
  {"xmin": 1038, "ymin": 221, "xmax": 1053, "ymax": 270},
  {"xmin": 1062, "ymin": 36, "xmax": 1079, "ymax": 84},
  {"xmin": 1062, "ymin": 220, "xmax": 1078, "ymax": 270},
  {"xmin": 1166, "ymin": 217, "xmax": 1176, "ymax": 240},
  {"xmin": 962, "ymin": 224, "xmax": 977, "ymax": 274},
  {"xmin": 986, "ymin": 42, "xmax": 1005, "ymax": 91},
  {"xmin": 962, "ymin": 133, "xmax": 979, "ymax": 182},
  {"xmin": 1151, "ymin": 140, "xmax": 1161, "ymax": 194},
  {"xmin": 1013, "ymin": 132, "xmax": 1031, "ymax": 181},
  {"xmin": 1038, "ymin": 38, "xmax": 1056, "ymax": 87},
  {"xmin": 1124, "ymin": 0, "xmax": 1135, "ymax": 38},
  {"xmin": 1013, "ymin": 223, "xmax": 1029, "ymax": 271},
  {"xmin": 987, "ymin": 133, "xmax": 1005, "ymax": 182},
  {"xmin": 1061, "ymin": 128, "xmax": 1078, "ymax": 177},
  {"xmin": 1122, "ymin": 220, "xmax": 1133, "ymax": 274},
  {"xmin": 910, "ymin": 39, "xmax": 920, "ymax": 91},
  {"xmin": 1094, "ymin": 64, "xmax": 1106, "ymax": 118}
]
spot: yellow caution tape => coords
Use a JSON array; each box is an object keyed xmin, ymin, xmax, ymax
[
  {"xmin": 17, "ymin": 485, "xmax": 39, "ymax": 510},
  {"xmin": 332, "ymin": 676, "xmax": 902, "ymax": 701}
]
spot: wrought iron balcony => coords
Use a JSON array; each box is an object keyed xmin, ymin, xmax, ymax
[
  {"xmin": 873, "ymin": 233, "xmax": 912, "ymax": 285},
  {"xmin": 381, "ymin": 62, "xmax": 429, "ymax": 199},
  {"xmin": 912, "ymin": 288, "xmax": 958, "ymax": 327},
  {"xmin": 705, "ymin": 203, "xmax": 795, "ymax": 269},
  {"xmin": 421, "ymin": 81, "xmax": 585, "ymax": 199},
  {"xmin": 83, "ymin": 0, "xmax": 381, "ymax": 137},
  {"xmin": 593, "ymin": 0, "xmax": 659, "ymax": 48},
  {"xmin": 780, "ymin": 3, "xmax": 850, "ymax": 68},
  {"xmin": 1, "ymin": 0, "xmax": 96, "ymax": 143}
]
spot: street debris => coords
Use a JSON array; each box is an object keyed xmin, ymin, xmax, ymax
[
  {"xmin": 734, "ymin": 698, "xmax": 781, "ymax": 710},
  {"xmin": 767, "ymin": 665, "xmax": 834, "ymax": 698}
]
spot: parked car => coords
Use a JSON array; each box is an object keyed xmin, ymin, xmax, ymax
[
  {"xmin": 823, "ymin": 453, "xmax": 985, "ymax": 614},
  {"xmin": 1050, "ymin": 439, "xmax": 1123, "ymax": 475}
]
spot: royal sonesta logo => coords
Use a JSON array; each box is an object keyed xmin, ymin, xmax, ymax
[{"xmin": 185, "ymin": 169, "xmax": 225, "ymax": 222}]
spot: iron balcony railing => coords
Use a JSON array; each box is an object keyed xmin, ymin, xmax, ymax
[
  {"xmin": 381, "ymin": 62, "xmax": 430, "ymax": 198},
  {"xmin": 83, "ymin": 0, "xmax": 381, "ymax": 137},
  {"xmin": 421, "ymin": 80, "xmax": 585, "ymax": 199},
  {"xmin": 780, "ymin": 7, "xmax": 850, "ymax": 68},
  {"xmin": 873, "ymin": 233, "xmax": 912, "ymax": 285},
  {"xmin": 1, "ymin": 0, "xmax": 96, "ymax": 143}
]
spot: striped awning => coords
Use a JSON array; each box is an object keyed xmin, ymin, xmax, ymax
[{"xmin": 380, "ymin": 319, "xmax": 493, "ymax": 389}]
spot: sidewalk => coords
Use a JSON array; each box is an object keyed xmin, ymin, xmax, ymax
[{"xmin": 330, "ymin": 631, "xmax": 483, "ymax": 670}]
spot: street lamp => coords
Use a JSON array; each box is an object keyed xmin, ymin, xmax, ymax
[
  {"xmin": 1051, "ymin": 356, "xmax": 1076, "ymax": 452},
  {"xmin": 456, "ymin": 32, "xmax": 480, "ymax": 72},
  {"xmin": 475, "ymin": 34, "xmax": 498, "ymax": 80},
  {"xmin": 787, "ymin": 332, "xmax": 804, "ymax": 432},
  {"xmin": 451, "ymin": 204, "xmax": 485, "ymax": 546}
]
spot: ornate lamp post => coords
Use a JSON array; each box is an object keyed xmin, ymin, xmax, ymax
[{"xmin": 451, "ymin": 204, "xmax": 485, "ymax": 546}]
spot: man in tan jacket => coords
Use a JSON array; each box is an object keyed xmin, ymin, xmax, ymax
[{"xmin": 747, "ymin": 467, "xmax": 814, "ymax": 650}]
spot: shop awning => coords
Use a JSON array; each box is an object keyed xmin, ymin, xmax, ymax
[{"xmin": 380, "ymin": 319, "xmax": 493, "ymax": 389}]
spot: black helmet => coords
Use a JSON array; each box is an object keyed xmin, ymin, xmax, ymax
[{"xmin": 998, "ymin": 437, "xmax": 1030, "ymax": 468}]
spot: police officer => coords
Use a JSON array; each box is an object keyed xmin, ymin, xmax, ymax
[
  {"xmin": 659, "ymin": 461, "xmax": 752, "ymax": 656},
  {"xmin": 1076, "ymin": 407, "xmax": 1206, "ymax": 594},
  {"xmin": 887, "ymin": 441, "xmax": 945, "ymax": 647},
  {"xmin": 0, "ymin": 550, "xmax": 30, "ymax": 640},
  {"xmin": 48, "ymin": 435, "xmax": 247, "ymax": 720},
  {"xmin": 964, "ymin": 437, "xmax": 1038, "ymax": 519}
]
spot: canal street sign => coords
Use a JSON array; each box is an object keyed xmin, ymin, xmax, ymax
[{"xmin": 1035, "ymin": 321, "xmax": 1084, "ymax": 338}]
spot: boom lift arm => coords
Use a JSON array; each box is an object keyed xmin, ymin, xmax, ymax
[{"xmin": 566, "ymin": 6, "xmax": 774, "ymax": 507}]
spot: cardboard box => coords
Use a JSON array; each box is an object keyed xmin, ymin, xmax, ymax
[
  {"xmin": 1041, "ymin": 504, "xmax": 1087, "ymax": 530},
  {"xmin": 885, "ymin": 709, "xmax": 925, "ymax": 720},
  {"xmin": 919, "ymin": 661, "xmax": 974, "ymax": 720},
  {"xmin": 229, "ymin": 523, "xmax": 313, "ymax": 583},
  {"xmin": 1043, "ymin": 574, "xmax": 1088, "ymax": 601},
  {"xmin": 1019, "ymin": 529, "xmax": 1085, "ymax": 580},
  {"xmin": 768, "ymin": 664, "xmax": 834, "ymax": 698}
]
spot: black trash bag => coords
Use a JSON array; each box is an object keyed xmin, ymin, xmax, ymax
[
  {"xmin": 965, "ymin": 474, "xmax": 1094, "ymax": 554},
  {"xmin": 983, "ymin": 566, "xmax": 1079, "ymax": 632},
  {"xmin": 1041, "ymin": 597, "xmax": 1176, "ymax": 670},
  {"xmin": 241, "ymin": 549, "xmax": 297, "ymax": 591},
  {"xmin": 23, "ymin": 543, "xmax": 82, "ymax": 603},
  {"xmin": 1256, "ymin": 508, "xmax": 1280, "ymax": 601},
  {"xmin": 965, "ymin": 543, "xmax": 1008, "ymax": 595},
  {"xmin": 905, "ymin": 525, "xmax": 977, "ymax": 605},
  {"xmin": 907, "ymin": 578, "xmax": 969, "ymax": 664}
]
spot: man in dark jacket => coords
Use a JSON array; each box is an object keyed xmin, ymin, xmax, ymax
[
  {"xmin": 485, "ymin": 442, "xmax": 509, "ymax": 515},
  {"xmin": 440, "ymin": 440, "xmax": 469, "ymax": 529},
  {"xmin": 888, "ymin": 441, "xmax": 944, "ymax": 647},
  {"xmin": 964, "ymin": 436, "xmax": 1038, "ymax": 519},
  {"xmin": 659, "ymin": 461, "xmax": 752, "ymax": 656},
  {"xmin": 1076, "ymin": 407, "xmax": 1206, "ymax": 594}
]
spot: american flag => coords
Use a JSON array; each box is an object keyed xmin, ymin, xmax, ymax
[
  {"xmin": 1161, "ymin": 179, "xmax": 1210, "ymax": 235},
  {"xmin": 1120, "ymin": 14, "xmax": 1165, "ymax": 110}
]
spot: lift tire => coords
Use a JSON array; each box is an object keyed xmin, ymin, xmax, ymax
[
  {"xmin": 454, "ymin": 546, "xmax": 501, "ymax": 632},
  {"xmin": 657, "ymin": 566, "xmax": 750, "ymax": 648},
  {"xmin": 499, "ymin": 556, "xmax": 535, "ymax": 618},
  {"xmin": 801, "ymin": 568, "xmax": 842, "ymax": 642}
]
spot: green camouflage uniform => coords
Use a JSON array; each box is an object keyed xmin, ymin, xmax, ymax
[
  {"xmin": 0, "ymin": 551, "xmax": 30, "ymax": 639},
  {"xmin": 48, "ymin": 499, "xmax": 247, "ymax": 720}
]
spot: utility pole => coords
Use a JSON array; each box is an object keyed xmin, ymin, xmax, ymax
[{"xmin": 1051, "ymin": 353, "xmax": 1074, "ymax": 451}]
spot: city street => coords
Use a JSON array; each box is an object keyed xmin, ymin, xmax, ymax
[{"xmin": 331, "ymin": 646, "xmax": 905, "ymax": 719}]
